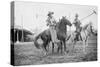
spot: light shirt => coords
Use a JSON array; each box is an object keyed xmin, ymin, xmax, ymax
[{"xmin": 46, "ymin": 16, "xmax": 56, "ymax": 26}]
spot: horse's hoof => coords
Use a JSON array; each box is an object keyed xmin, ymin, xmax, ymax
[
  {"xmin": 44, "ymin": 52, "xmax": 48, "ymax": 56},
  {"xmin": 66, "ymin": 50, "xmax": 69, "ymax": 53},
  {"xmin": 63, "ymin": 51, "xmax": 67, "ymax": 55}
]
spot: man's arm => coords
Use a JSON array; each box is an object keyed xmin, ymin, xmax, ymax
[
  {"xmin": 78, "ymin": 20, "xmax": 81, "ymax": 25},
  {"xmin": 46, "ymin": 18, "xmax": 50, "ymax": 26},
  {"xmin": 52, "ymin": 17, "xmax": 57, "ymax": 26}
]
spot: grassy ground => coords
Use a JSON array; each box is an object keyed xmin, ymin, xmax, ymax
[{"xmin": 13, "ymin": 35, "xmax": 97, "ymax": 66}]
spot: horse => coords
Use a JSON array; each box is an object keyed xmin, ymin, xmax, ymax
[
  {"xmin": 67, "ymin": 22, "xmax": 94, "ymax": 53},
  {"xmin": 34, "ymin": 16, "xmax": 72, "ymax": 54},
  {"xmin": 80, "ymin": 22, "xmax": 94, "ymax": 44}
]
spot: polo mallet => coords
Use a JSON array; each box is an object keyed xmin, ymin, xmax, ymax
[{"xmin": 80, "ymin": 10, "xmax": 97, "ymax": 21}]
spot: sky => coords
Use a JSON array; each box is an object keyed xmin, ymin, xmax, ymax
[{"xmin": 14, "ymin": 1, "xmax": 97, "ymax": 33}]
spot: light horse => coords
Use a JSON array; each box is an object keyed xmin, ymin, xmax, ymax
[
  {"xmin": 67, "ymin": 22, "xmax": 94, "ymax": 53},
  {"xmin": 80, "ymin": 22, "xmax": 94, "ymax": 52},
  {"xmin": 34, "ymin": 16, "xmax": 72, "ymax": 54}
]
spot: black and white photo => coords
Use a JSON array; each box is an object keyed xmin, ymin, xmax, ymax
[{"xmin": 11, "ymin": 1, "xmax": 98, "ymax": 66}]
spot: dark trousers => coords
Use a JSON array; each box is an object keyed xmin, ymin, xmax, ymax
[{"xmin": 75, "ymin": 32, "xmax": 82, "ymax": 41}]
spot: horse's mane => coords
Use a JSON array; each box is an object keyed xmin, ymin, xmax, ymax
[
  {"xmin": 56, "ymin": 21, "xmax": 61, "ymax": 29},
  {"xmin": 82, "ymin": 23, "xmax": 90, "ymax": 30}
]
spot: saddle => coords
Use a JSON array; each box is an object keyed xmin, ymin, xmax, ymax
[
  {"xmin": 75, "ymin": 27, "xmax": 82, "ymax": 33},
  {"xmin": 74, "ymin": 27, "xmax": 82, "ymax": 41}
]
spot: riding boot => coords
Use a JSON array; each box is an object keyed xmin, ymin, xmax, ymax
[
  {"xmin": 76, "ymin": 34, "xmax": 79, "ymax": 41},
  {"xmin": 54, "ymin": 39, "xmax": 60, "ymax": 44},
  {"xmin": 78, "ymin": 35, "xmax": 80, "ymax": 41},
  {"xmin": 80, "ymin": 35, "xmax": 82, "ymax": 41}
]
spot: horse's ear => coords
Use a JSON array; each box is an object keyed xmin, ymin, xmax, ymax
[{"xmin": 89, "ymin": 21, "xmax": 92, "ymax": 25}]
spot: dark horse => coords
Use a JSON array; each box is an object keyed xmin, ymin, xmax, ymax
[{"xmin": 34, "ymin": 16, "xmax": 72, "ymax": 54}]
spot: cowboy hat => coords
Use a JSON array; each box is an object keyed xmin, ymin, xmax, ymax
[
  {"xmin": 47, "ymin": 11, "xmax": 54, "ymax": 16},
  {"xmin": 75, "ymin": 13, "xmax": 79, "ymax": 17}
]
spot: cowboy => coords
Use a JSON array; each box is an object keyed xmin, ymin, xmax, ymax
[
  {"xmin": 73, "ymin": 13, "xmax": 82, "ymax": 41},
  {"xmin": 46, "ymin": 11, "xmax": 60, "ymax": 44}
]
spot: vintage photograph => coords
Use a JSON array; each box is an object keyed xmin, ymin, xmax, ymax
[{"xmin": 11, "ymin": 1, "xmax": 98, "ymax": 66}]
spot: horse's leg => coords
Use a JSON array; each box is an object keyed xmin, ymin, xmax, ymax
[
  {"xmin": 79, "ymin": 33, "xmax": 83, "ymax": 41},
  {"xmin": 73, "ymin": 36, "xmax": 77, "ymax": 46},
  {"xmin": 85, "ymin": 35, "xmax": 88, "ymax": 46},
  {"xmin": 82, "ymin": 31, "xmax": 85, "ymax": 53},
  {"xmin": 61, "ymin": 41, "xmax": 63, "ymax": 54},
  {"xmin": 41, "ymin": 43, "xmax": 47, "ymax": 55},
  {"xmin": 57, "ymin": 44, "xmax": 60, "ymax": 53},
  {"xmin": 81, "ymin": 31, "xmax": 86, "ymax": 53},
  {"xmin": 83, "ymin": 31, "xmax": 88, "ymax": 54},
  {"xmin": 57, "ymin": 41, "xmax": 62, "ymax": 53},
  {"xmin": 63, "ymin": 40, "xmax": 67, "ymax": 53},
  {"xmin": 73, "ymin": 33, "xmax": 77, "ymax": 44},
  {"xmin": 72, "ymin": 33, "xmax": 78, "ymax": 53},
  {"xmin": 72, "ymin": 40, "xmax": 76, "ymax": 53},
  {"xmin": 52, "ymin": 42, "xmax": 54, "ymax": 53},
  {"xmin": 84, "ymin": 31, "xmax": 88, "ymax": 48},
  {"xmin": 46, "ymin": 41, "xmax": 50, "ymax": 52},
  {"xmin": 44, "ymin": 44, "xmax": 48, "ymax": 53},
  {"xmin": 83, "ymin": 38, "xmax": 88, "ymax": 54},
  {"xmin": 43, "ymin": 41, "xmax": 50, "ymax": 55}
]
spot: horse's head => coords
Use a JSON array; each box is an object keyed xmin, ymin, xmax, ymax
[
  {"xmin": 60, "ymin": 16, "xmax": 72, "ymax": 27},
  {"xmin": 89, "ymin": 22, "xmax": 97, "ymax": 36},
  {"xmin": 87, "ymin": 22, "xmax": 93, "ymax": 30},
  {"xmin": 83, "ymin": 22, "xmax": 94, "ymax": 36},
  {"xmin": 89, "ymin": 22, "xmax": 94, "ymax": 33}
]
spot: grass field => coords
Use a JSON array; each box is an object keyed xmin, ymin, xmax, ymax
[{"xmin": 13, "ymin": 35, "xmax": 97, "ymax": 66}]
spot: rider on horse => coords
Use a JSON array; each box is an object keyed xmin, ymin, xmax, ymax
[
  {"xmin": 46, "ymin": 11, "xmax": 60, "ymax": 44},
  {"xmin": 73, "ymin": 13, "xmax": 82, "ymax": 41}
]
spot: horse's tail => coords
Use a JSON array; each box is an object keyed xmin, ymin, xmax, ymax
[
  {"xmin": 66, "ymin": 34, "xmax": 71, "ymax": 41},
  {"xmin": 34, "ymin": 34, "xmax": 41, "ymax": 49}
]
